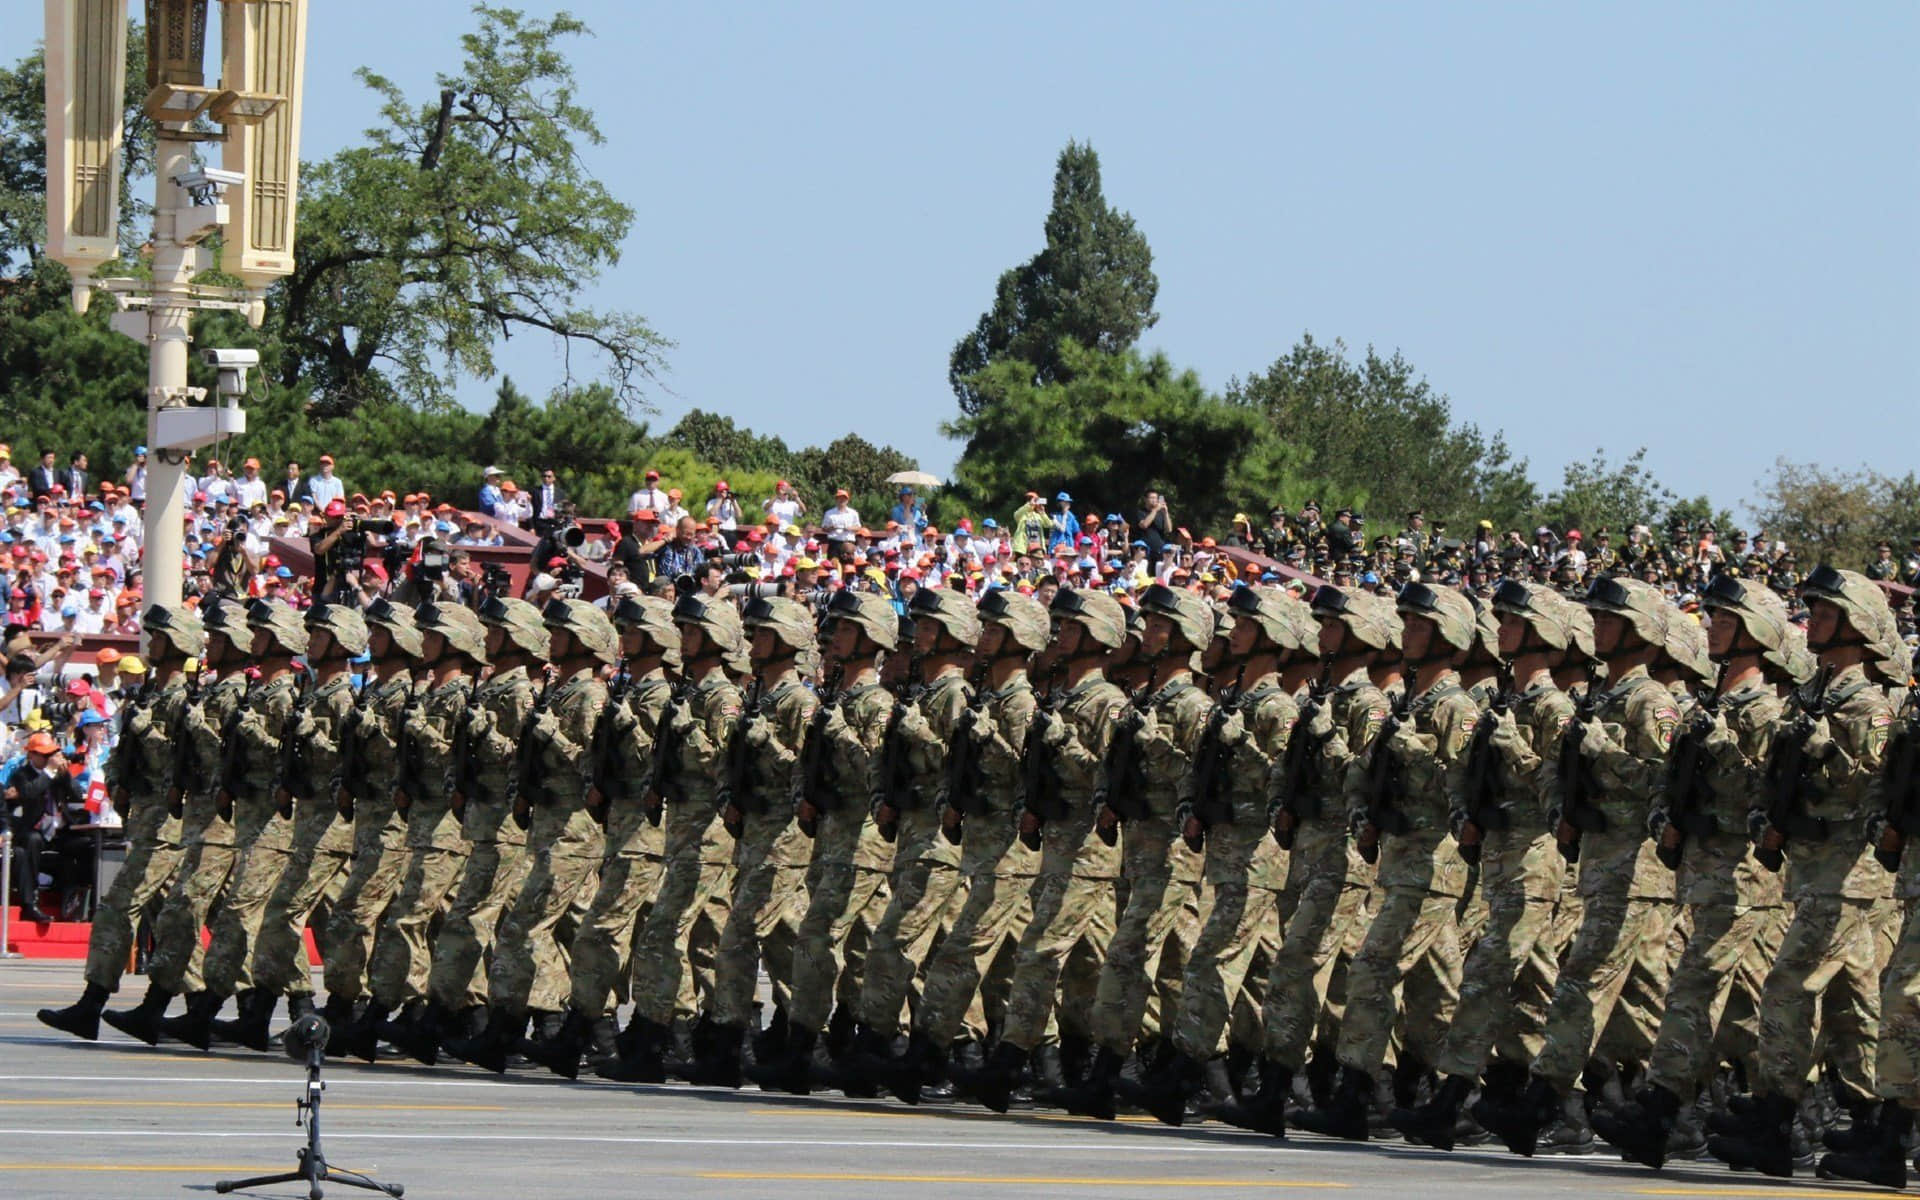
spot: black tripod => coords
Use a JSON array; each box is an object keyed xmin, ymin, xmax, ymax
[{"xmin": 216, "ymin": 1015, "xmax": 404, "ymax": 1199}]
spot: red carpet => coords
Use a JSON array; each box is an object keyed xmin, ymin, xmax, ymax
[{"xmin": 2, "ymin": 908, "xmax": 321, "ymax": 963}]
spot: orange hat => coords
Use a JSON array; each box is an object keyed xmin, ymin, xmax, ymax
[
  {"xmin": 25, "ymin": 732, "xmax": 57, "ymax": 756},
  {"xmin": 96, "ymin": 648, "xmax": 121, "ymax": 665},
  {"xmin": 319, "ymin": 454, "xmax": 334, "ymax": 465}
]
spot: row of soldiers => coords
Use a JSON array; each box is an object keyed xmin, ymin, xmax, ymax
[{"xmin": 30, "ymin": 565, "xmax": 1920, "ymax": 1188}]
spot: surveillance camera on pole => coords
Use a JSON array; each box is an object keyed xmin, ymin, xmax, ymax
[{"xmin": 200, "ymin": 347, "xmax": 259, "ymax": 398}]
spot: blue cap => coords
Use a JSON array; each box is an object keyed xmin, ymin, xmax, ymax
[
  {"xmin": 1260, "ymin": 571, "xmax": 1279, "ymax": 583},
  {"xmin": 1104, "ymin": 513, "xmax": 1121, "ymax": 523},
  {"xmin": 61, "ymin": 603, "xmax": 79, "ymax": 617},
  {"xmin": 1361, "ymin": 572, "xmax": 1380, "ymax": 584},
  {"xmin": 134, "ymin": 445, "xmax": 148, "ymax": 455},
  {"xmin": 87, "ymin": 501, "xmax": 105, "ymax": 511},
  {"xmin": 981, "ymin": 518, "xmax": 998, "ymax": 530},
  {"xmin": 1131, "ymin": 539, "xmax": 1148, "ymax": 549},
  {"xmin": 57, "ymin": 534, "xmax": 75, "ymax": 544},
  {"xmin": 274, "ymin": 566, "xmax": 293, "ymax": 579},
  {"xmin": 78, "ymin": 710, "xmax": 108, "ymax": 728},
  {"xmin": 1055, "ymin": 491, "xmax": 1072, "ymax": 502}
]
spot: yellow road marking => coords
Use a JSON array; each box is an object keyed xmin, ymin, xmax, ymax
[
  {"xmin": 701, "ymin": 1172, "xmax": 1346, "ymax": 1189},
  {"xmin": 0, "ymin": 1099, "xmax": 502, "ymax": 1111}
]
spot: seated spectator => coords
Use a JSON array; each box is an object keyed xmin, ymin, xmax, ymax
[{"xmin": 4, "ymin": 731, "xmax": 82, "ymax": 923}]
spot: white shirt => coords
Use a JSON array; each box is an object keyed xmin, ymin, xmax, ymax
[
  {"xmin": 765, "ymin": 497, "xmax": 803, "ymax": 528},
  {"xmin": 627, "ymin": 486, "xmax": 669, "ymax": 516},
  {"xmin": 233, "ymin": 475, "xmax": 268, "ymax": 508},
  {"xmin": 821, "ymin": 506, "xmax": 861, "ymax": 542},
  {"xmin": 305, "ymin": 473, "xmax": 345, "ymax": 510}
]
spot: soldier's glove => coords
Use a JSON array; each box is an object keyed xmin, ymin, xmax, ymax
[
  {"xmin": 1745, "ymin": 806, "xmax": 1771, "ymax": 843},
  {"xmin": 1175, "ymin": 802, "xmax": 1205, "ymax": 852},
  {"xmin": 1646, "ymin": 806, "xmax": 1672, "ymax": 843},
  {"xmin": 1448, "ymin": 806, "xmax": 1472, "ymax": 840}
]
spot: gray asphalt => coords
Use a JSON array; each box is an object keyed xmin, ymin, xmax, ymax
[{"xmin": 0, "ymin": 961, "xmax": 1894, "ymax": 1199}]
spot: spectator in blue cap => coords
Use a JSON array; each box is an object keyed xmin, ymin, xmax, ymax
[
  {"xmin": 1048, "ymin": 491, "xmax": 1080, "ymax": 553},
  {"xmin": 889, "ymin": 486, "xmax": 927, "ymax": 531}
]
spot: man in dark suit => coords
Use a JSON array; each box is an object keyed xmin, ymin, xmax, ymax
[
  {"xmin": 27, "ymin": 450, "xmax": 60, "ymax": 499},
  {"xmin": 532, "ymin": 467, "xmax": 565, "ymax": 531},
  {"xmin": 62, "ymin": 452, "xmax": 89, "ymax": 500}
]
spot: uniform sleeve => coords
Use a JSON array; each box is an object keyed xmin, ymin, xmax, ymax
[
  {"xmin": 682, "ymin": 685, "xmax": 740, "ymax": 783},
  {"xmin": 1586, "ymin": 684, "xmax": 1676, "ymax": 797},
  {"xmin": 236, "ymin": 685, "xmax": 292, "ymax": 765},
  {"xmin": 982, "ymin": 688, "xmax": 1038, "ymax": 769},
  {"xmin": 1433, "ymin": 695, "xmax": 1479, "ymax": 806},
  {"xmin": 541, "ymin": 687, "xmax": 600, "ymax": 761}
]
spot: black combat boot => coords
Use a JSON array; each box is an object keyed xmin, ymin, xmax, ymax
[
  {"xmin": 343, "ymin": 1001, "xmax": 389, "ymax": 1063},
  {"xmin": 1392, "ymin": 1074, "xmax": 1474, "ymax": 1151},
  {"xmin": 1818, "ymin": 1103, "xmax": 1911, "ymax": 1189},
  {"xmin": 286, "ymin": 994, "xmax": 317, "ymax": 1022},
  {"xmin": 522, "ymin": 1009, "xmax": 587, "ymax": 1079},
  {"xmin": 1305, "ymin": 1039, "xmax": 1340, "ymax": 1108},
  {"xmin": 1476, "ymin": 1075, "xmax": 1560, "ymax": 1158},
  {"xmin": 158, "ymin": 989, "xmax": 225, "ymax": 1051},
  {"xmin": 1593, "ymin": 1081, "xmax": 1681, "ymax": 1169},
  {"xmin": 444, "ymin": 1006, "xmax": 524, "ymax": 1074},
  {"xmin": 744, "ymin": 1026, "xmax": 818, "ymax": 1096},
  {"xmin": 1537, "ymin": 1086, "xmax": 1596, "ymax": 1155},
  {"xmin": 1045, "ymin": 1045, "xmax": 1123, "ymax": 1119},
  {"xmin": 1208, "ymin": 1057, "xmax": 1291, "ymax": 1137},
  {"xmin": 1708, "ymin": 1091, "xmax": 1798, "ymax": 1177},
  {"xmin": 103, "ymin": 982, "xmax": 177, "ymax": 1046},
  {"xmin": 1294, "ymin": 1064, "xmax": 1372, "ymax": 1142},
  {"xmin": 598, "ymin": 1015, "xmax": 670, "ymax": 1083},
  {"xmin": 752, "ymin": 1006, "xmax": 789, "ymax": 1064},
  {"xmin": 212, "ymin": 989, "xmax": 280, "ymax": 1052},
  {"xmin": 1823, "ymin": 1095, "xmax": 1886, "ymax": 1154},
  {"xmin": 878, "ymin": 1029, "xmax": 943, "ymax": 1106},
  {"xmin": 952, "ymin": 1040, "xmax": 1028, "ymax": 1114},
  {"xmin": 683, "ymin": 1022, "xmax": 748, "ymax": 1089},
  {"xmin": 319, "ymin": 994, "xmax": 357, "ymax": 1055},
  {"xmin": 1117, "ymin": 1052, "xmax": 1203, "ymax": 1127},
  {"xmin": 37, "ymin": 982, "xmax": 111, "ymax": 1042},
  {"xmin": 385, "ymin": 1001, "xmax": 447, "ymax": 1066},
  {"xmin": 920, "ymin": 1039, "xmax": 978, "ymax": 1103}
]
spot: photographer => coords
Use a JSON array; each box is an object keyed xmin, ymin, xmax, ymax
[
  {"xmin": 611, "ymin": 509, "xmax": 666, "ymax": 591},
  {"xmin": 530, "ymin": 503, "xmax": 591, "ymax": 580},
  {"xmin": 308, "ymin": 499, "xmax": 360, "ymax": 602}
]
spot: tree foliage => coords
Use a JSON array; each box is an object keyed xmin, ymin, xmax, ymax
[
  {"xmin": 948, "ymin": 141, "xmax": 1159, "ymax": 417},
  {"xmin": 1751, "ymin": 459, "xmax": 1920, "ymax": 570},
  {"xmin": 269, "ymin": 5, "xmax": 668, "ymax": 416}
]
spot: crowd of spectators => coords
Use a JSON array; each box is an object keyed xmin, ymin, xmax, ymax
[{"xmin": 5, "ymin": 437, "xmax": 1919, "ymax": 919}]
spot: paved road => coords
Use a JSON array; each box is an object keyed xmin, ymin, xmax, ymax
[{"xmin": 0, "ymin": 961, "xmax": 1894, "ymax": 1199}]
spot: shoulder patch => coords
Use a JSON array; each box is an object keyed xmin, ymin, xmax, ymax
[
  {"xmin": 1873, "ymin": 712, "xmax": 1894, "ymax": 728},
  {"xmin": 1653, "ymin": 706, "xmax": 1680, "ymax": 726},
  {"xmin": 721, "ymin": 705, "xmax": 742, "ymax": 718},
  {"xmin": 1460, "ymin": 713, "xmax": 1478, "ymax": 738}
]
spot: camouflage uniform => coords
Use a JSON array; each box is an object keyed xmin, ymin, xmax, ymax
[
  {"xmin": 787, "ymin": 679, "xmax": 897, "ymax": 1035},
  {"xmin": 859, "ymin": 669, "xmax": 974, "ymax": 1036},
  {"xmin": 319, "ymin": 672, "xmax": 415, "ymax": 1002},
  {"xmin": 488, "ymin": 670, "xmax": 609, "ymax": 1014},
  {"xmin": 624, "ymin": 671, "xmax": 741, "ymax": 1024},
  {"xmin": 710, "ymin": 675, "xmax": 817, "ymax": 1028},
  {"xmin": 84, "ymin": 676, "xmax": 192, "ymax": 993},
  {"xmin": 428, "ymin": 665, "xmax": 538, "ymax": 1013},
  {"xmin": 368, "ymin": 675, "xmax": 477, "ymax": 1010},
  {"xmin": 998, "ymin": 671, "xmax": 1130, "ymax": 1052}
]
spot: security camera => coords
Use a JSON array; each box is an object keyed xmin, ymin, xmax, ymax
[
  {"xmin": 200, "ymin": 348, "xmax": 259, "ymax": 399},
  {"xmin": 200, "ymin": 348, "xmax": 260, "ymax": 369},
  {"xmin": 175, "ymin": 166, "xmax": 245, "ymax": 205}
]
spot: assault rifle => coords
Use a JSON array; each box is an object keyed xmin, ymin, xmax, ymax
[
  {"xmin": 445, "ymin": 670, "xmax": 489, "ymax": 818},
  {"xmin": 1355, "ymin": 686, "xmax": 1416, "ymax": 864},
  {"xmin": 1097, "ymin": 680, "xmax": 1156, "ymax": 826},
  {"xmin": 1877, "ymin": 692, "xmax": 1920, "ymax": 871},
  {"xmin": 507, "ymin": 668, "xmax": 557, "ymax": 828},
  {"xmin": 1655, "ymin": 664, "xmax": 1728, "ymax": 870},
  {"xmin": 212, "ymin": 680, "xmax": 261, "ymax": 823},
  {"xmin": 270, "ymin": 675, "xmax": 315, "ymax": 819},
  {"xmin": 1456, "ymin": 665, "xmax": 1516, "ymax": 867},
  {"xmin": 1554, "ymin": 682, "xmax": 1608, "ymax": 864},
  {"xmin": 943, "ymin": 660, "xmax": 994, "ymax": 840},
  {"xmin": 582, "ymin": 661, "xmax": 634, "ymax": 825},
  {"xmin": 1754, "ymin": 663, "xmax": 1839, "ymax": 873},
  {"xmin": 720, "ymin": 672, "xmax": 762, "ymax": 838},
  {"xmin": 330, "ymin": 675, "xmax": 375, "ymax": 820},
  {"xmin": 794, "ymin": 667, "xmax": 845, "ymax": 838},
  {"xmin": 872, "ymin": 673, "xmax": 927, "ymax": 844},
  {"xmin": 1269, "ymin": 659, "xmax": 1335, "ymax": 850},
  {"xmin": 1181, "ymin": 670, "xmax": 1244, "ymax": 852},
  {"xmin": 1017, "ymin": 667, "xmax": 1066, "ymax": 851}
]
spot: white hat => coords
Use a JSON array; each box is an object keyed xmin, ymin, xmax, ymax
[{"xmin": 484, "ymin": 465, "xmax": 504, "ymax": 477}]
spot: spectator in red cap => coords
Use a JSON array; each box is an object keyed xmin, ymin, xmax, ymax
[
  {"xmin": 705, "ymin": 479, "xmax": 743, "ymax": 533},
  {"xmin": 764, "ymin": 479, "xmax": 806, "ymax": 528},
  {"xmin": 628, "ymin": 469, "xmax": 668, "ymax": 518}
]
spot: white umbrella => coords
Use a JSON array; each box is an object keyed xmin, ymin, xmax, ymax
[{"xmin": 885, "ymin": 470, "xmax": 943, "ymax": 488}]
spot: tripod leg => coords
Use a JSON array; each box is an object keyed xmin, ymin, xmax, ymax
[
  {"xmin": 214, "ymin": 1170, "xmax": 307, "ymax": 1194},
  {"xmin": 317, "ymin": 1163, "xmax": 405, "ymax": 1196}
]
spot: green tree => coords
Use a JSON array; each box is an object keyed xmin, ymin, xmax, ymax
[
  {"xmin": 1533, "ymin": 447, "xmax": 1678, "ymax": 539},
  {"xmin": 1225, "ymin": 334, "xmax": 1537, "ymax": 531},
  {"xmin": 948, "ymin": 141, "xmax": 1159, "ymax": 417},
  {"xmin": 947, "ymin": 340, "xmax": 1290, "ymax": 534},
  {"xmin": 661, "ymin": 410, "xmax": 794, "ymax": 475},
  {"xmin": 271, "ymin": 5, "xmax": 669, "ymax": 417},
  {"xmin": 1750, "ymin": 458, "xmax": 1920, "ymax": 570}
]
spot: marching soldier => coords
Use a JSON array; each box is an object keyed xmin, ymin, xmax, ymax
[
  {"xmin": 449, "ymin": 599, "xmax": 614, "ymax": 1072},
  {"xmin": 316, "ymin": 598, "xmax": 422, "ymax": 1049},
  {"xmin": 226, "ymin": 604, "xmax": 369, "ymax": 1050},
  {"xmin": 952, "ymin": 588, "xmax": 1131, "ymax": 1113},
  {"xmin": 102, "ymin": 599, "xmax": 255, "ymax": 1044},
  {"xmin": 426, "ymin": 597, "xmax": 549, "ymax": 1045},
  {"xmin": 883, "ymin": 588, "xmax": 1049, "ymax": 1103},
  {"xmin": 1216, "ymin": 585, "xmax": 1392, "ymax": 1136},
  {"xmin": 749, "ymin": 590, "xmax": 899, "ymax": 1095},
  {"xmin": 845, "ymin": 587, "xmax": 981, "ymax": 1089},
  {"xmin": 680, "ymin": 596, "xmax": 818, "ymax": 1087},
  {"xmin": 1710, "ymin": 567, "xmax": 1899, "ymax": 1177},
  {"xmin": 157, "ymin": 600, "xmax": 309, "ymax": 1050},
  {"xmin": 1480, "ymin": 576, "xmax": 1683, "ymax": 1157},
  {"xmin": 354, "ymin": 602, "xmax": 489, "ymax": 1062},
  {"xmin": 1596, "ymin": 574, "xmax": 1795, "ymax": 1166},
  {"xmin": 38, "ymin": 604, "xmax": 204, "ymax": 1040},
  {"xmin": 602, "ymin": 592, "xmax": 743, "ymax": 1080},
  {"xmin": 1394, "ymin": 582, "xmax": 1579, "ymax": 1148}
]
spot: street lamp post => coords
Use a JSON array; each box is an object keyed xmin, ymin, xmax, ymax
[{"xmin": 43, "ymin": 0, "xmax": 309, "ymax": 610}]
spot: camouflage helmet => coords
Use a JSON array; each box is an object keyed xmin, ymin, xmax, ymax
[
  {"xmin": 1701, "ymin": 574, "xmax": 1790, "ymax": 655},
  {"xmin": 1801, "ymin": 565, "xmax": 1903, "ymax": 680},
  {"xmin": 479, "ymin": 595, "xmax": 551, "ymax": 660},
  {"xmin": 742, "ymin": 596, "xmax": 816, "ymax": 654},
  {"xmin": 364, "ymin": 596, "xmax": 426, "ymax": 658},
  {"xmin": 543, "ymin": 597, "xmax": 619, "ymax": 666},
  {"xmin": 1584, "ymin": 576, "xmax": 1670, "ymax": 648},
  {"xmin": 1491, "ymin": 580, "xmax": 1574, "ymax": 651},
  {"xmin": 977, "ymin": 588, "xmax": 1050, "ymax": 654},
  {"xmin": 1138, "ymin": 583, "xmax": 1214, "ymax": 652},
  {"xmin": 246, "ymin": 597, "xmax": 310, "ymax": 657},
  {"xmin": 1050, "ymin": 587, "xmax": 1126, "ymax": 650},
  {"xmin": 1767, "ymin": 623, "xmax": 1818, "ymax": 687},
  {"xmin": 724, "ymin": 643, "xmax": 753, "ymax": 679},
  {"xmin": 200, "ymin": 596, "xmax": 251, "ymax": 645},
  {"xmin": 823, "ymin": 589, "xmax": 899, "ymax": 651},
  {"xmin": 1226, "ymin": 585, "xmax": 1311, "ymax": 653},
  {"xmin": 1395, "ymin": 582, "xmax": 1478, "ymax": 654},
  {"xmin": 1466, "ymin": 592, "xmax": 1502, "ymax": 664},
  {"xmin": 612, "ymin": 594, "xmax": 681, "ymax": 664},
  {"xmin": 142, "ymin": 603, "xmax": 206, "ymax": 659},
  {"xmin": 415, "ymin": 601, "xmax": 489, "ymax": 664},
  {"xmin": 1663, "ymin": 612, "xmax": 1714, "ymax": 684},
  {"xmin": 907, "ymin": 586, "xmax": 982, "ymax": 648},
  {"xmin": 304, "ymin": 604, "xmax": 370, "ymax": 659},
  {"xmin": 671, "ymin": 590, "xmax": 746, "ymax": 656},
  {"xmin": 1560, "ymin": 598, "xmax": 1598, "ymax": 662}
]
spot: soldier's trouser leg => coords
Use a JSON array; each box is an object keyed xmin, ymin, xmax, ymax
[
  {"xmin": 1755, "ymin": 895, "xmax": 1881, "ymax": 1104},
  {"xmin": 83, "ymin": 838, "xmax": 183, "ymax": 993},
  {"xmin": 1092, "ymin": 869, "xmax": 1202, "ymax": 1053},
  {"xmin": 321, "ymin": 839, "xmax": 408, "ymax": 1001},
  {"xmin": 712, "ymin": 861, "xmax": 806, "ymax": 1028},
  {"xmin": 858, "ymin": 861, "xmax": 966, "ymax": 1036},
  {"xmin": 1531, "ymin": 894, "xmax": 1679, "ymax": 1090},
  {"xmin": 253, "ymin": 848, "xmax": 352, "ymax": 998},
  {"xmin": 569, "ymin": 855, "xmax": 663, "ymax": 1016},
  {"xmin": 1262, "ymin": 876, "xmax": 1369, "ymax": 1071},
  {"xmin": 203, "ymin": 843, "xmax": 296, "ymax": 997},
  {"xmin": 1432, "ymin": 890, "xmax": 1556, "ymax": 1079},
  {"xmin": 1172, "ymin": 883, "xmax": 1278, "ymax": 1061},
  {"xmin": 1597, "ymin": 902, "xmax": 1679, "ymax": 1069},
  {"xmin": 1336, "ymin": 889, "xmax": 1463, "ymax": 1072},
  {"xmin": 428, "ymin": 840, "xmax": 529, "ymax": 1012},
  {"xmin": 919, "ymin": 873, "xmax": 1035, "ymax": 1046},
  {"xmin": 1000, "ymin": 874, "xmax": 1117, "ymax": 1052},
  {"xmin": 490, "ymin": 851, "xmax": 600, "ymax": 1015},
  {"xmin": 1643, "ymin": 902, "xmax": 1771, "ymax": 1097},
  {"xmin": 757, "ymin": 865, "xmax": 809, "ymax": 1016},
  {"xmin": 629, "ymin": 859, "xmax": 732, "ymax": 1025},
  {"xmin": 368, "ymin": 848, "xmax": 467, "ymax": 1010},
  {"xmin": 1717, "ymin": 905, "xmax": 1790, "ymax": 1082},
  {"xmin": 788, "ymin": 864, "xmax": 890, "ymax": 1034},
  {"xmin": 1874, "ymin": 898, "xmax": 1920, "ymax": 1107},
  {"xmin": 147, "ymin": 843, "xmax": 241, "ymax": 995}
]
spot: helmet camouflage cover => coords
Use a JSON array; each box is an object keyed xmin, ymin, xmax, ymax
[
  {"xmin": 246, "ymin": 597, "xmax": 310, "ymax": 656},
  {"xmin": 671, "ymin": 590, "xmax": 746, "ymax": 656},
  {"xmin": 1138, "ymin": 583, "xmax": 1214, "ymax": 652},
  {"xmin": 364, "ymin": 596, "xmax": 426, "ymax": 658},
  {"xmin": 977, "ymin": 588, "xmax": 1050, "ymax": 654},
  {"xmin": 1395, "ymin": 582, "xmax": 1477, "ymax": 654},
  {"xmin": 1801, "ymin": 565, "xmax": 1904, "ymax": 683},
  {"xmin": 824, "ymin": 589, "xmax": 900, "ymax": 651},
  {"xmin": 742, "ymin": 595, "xmax": 817, "ymax": 653},
  {"xmin": 143, "ymin": 603, "xmax": 206, "ymax": 658},
  {"xmin": 1663, "ymin": 612, "xmax": 1714, "ymax": 683},
  {"xmin": 480, "ymin": 595, "xmax": 552, "ymax": 660},
  {"xmin": 304, "ymin": 603, "xmax": 370, "ymax": 658},
  {"xmin": 1702, "ymin": 574, "xmax": 1790, "ymax": 655},
  {"xmin": 415, "ymin": 601, "xmax": 489, "ymax": 664},
  {"xmin": 544, "ymin": 597, "xmax": 619, "ymax": 666},
  {"xmin": 612, "ymin": 594, "xmax": 682, "ymax": 667},
  {"xmin": 1226, "ymin": 585, "xmax": 1314, "ymax": 654},
  {"xmin": 1049, "ymin": 587, "xmax": 1126, "ymax": 650},
  {"xmin": 1584, "ymin": 575, "xmax": 1670, "ymax": 648},
  {"xmin": 907, "ymin": 586, "xmax": 982, "ymax": 647}
]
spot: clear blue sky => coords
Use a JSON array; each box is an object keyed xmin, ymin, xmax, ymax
[{"xmin": 24, "ymin": 3, "xmax": 1919, "ymax": 517}]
